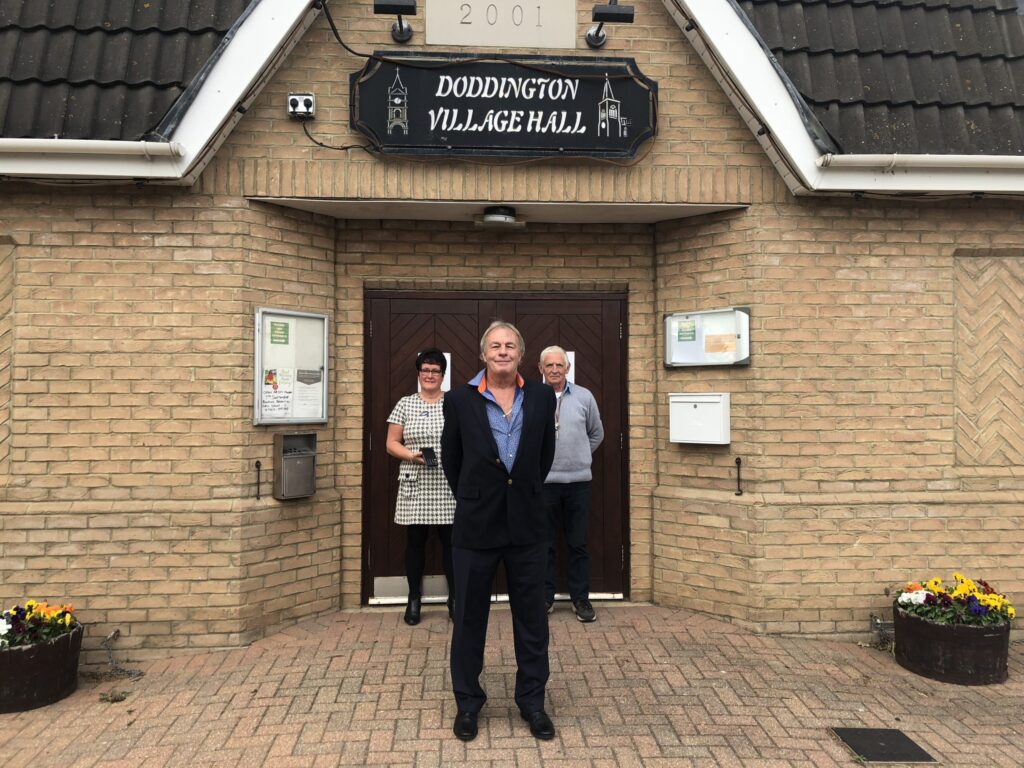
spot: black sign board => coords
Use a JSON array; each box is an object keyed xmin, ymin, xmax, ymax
[{"xmin": 350, "ymin": 52, "xmax": 657, "ymax": 159}]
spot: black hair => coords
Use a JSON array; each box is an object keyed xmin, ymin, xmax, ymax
[{"xmin": 416, "ymin": 348, "xmax": 447, "ymax": 375}]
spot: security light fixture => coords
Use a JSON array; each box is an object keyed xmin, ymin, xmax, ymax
[
  {"xmin": 474, "ymin": 205, "xmax": 526, "ymax": 229},
  {"xmin": 287, "ymin": 92, "xmax": 316, "ymax": 119},
  {"xmin": 586, "ymin": 0, "xmax": 634, "ymax": 49},
  {"xmin": 374, "ymin": 0, "xmax": 416, "ymax": 43}
]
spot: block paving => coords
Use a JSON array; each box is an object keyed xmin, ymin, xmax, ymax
[{"xmin": 2, "ymin": 604, "xmax": 1023, "ymax": 767}]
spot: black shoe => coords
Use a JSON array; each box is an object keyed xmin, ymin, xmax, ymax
[
  {"xmin": 447, "ymin": 597, "xmax": 454, "ymax": 621},
  {"xmin": 573, "ymin": 598, "xmax": 596, "ymax": 623},
  {"xmin": 453, "ymin": 710, "xmax": 478, "ymax": 741},
  {"xmin": 520, "ymin": 709, "xmax": 555, "ymax": 740},
  {"xmin": 404, "ymin": 598, "xmax": 421, "ymax": 626}
]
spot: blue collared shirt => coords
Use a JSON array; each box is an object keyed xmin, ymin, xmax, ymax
[{"xmin": 469, "ymin": 369, "xmax": 524, "ymax": 472}]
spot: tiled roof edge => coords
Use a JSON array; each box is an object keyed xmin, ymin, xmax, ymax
[
  {"xmin": 0, "ymin": 23, "xmax": 237, "ymax": 34},
  {"xmin": 765, "ymin": 47, "xmax": 1024, "ymax": 63},
  {"xmin": 0, "ymin": 77, "xmax": 189, "ymax": 88},
  {"xmin": 724, "ymin": 0, "xmax": 839, "ymax": 154},
  {"xmin": 145, "ymin": 0, "xmax": 264, "ymax": 142}
]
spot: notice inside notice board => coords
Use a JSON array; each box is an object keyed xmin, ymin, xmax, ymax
[
  {"xmin": 255, "ymin": 308, "xmax": 328, "ymax": 424},
  {"xmin": 664, "ymin": 307, "xmax": 750, "ymax": 367}
]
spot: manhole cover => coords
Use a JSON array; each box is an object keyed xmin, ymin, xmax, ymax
[{"xmin": 830, "ymin": 728, "xmax": 936, "ymax": 763}]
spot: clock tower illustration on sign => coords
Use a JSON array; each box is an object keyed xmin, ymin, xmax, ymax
[
  {"xmin": 387, "ymin": 69, "xmax": 409, "ymax": 135},
  {"xmin": 597, "ymin": 75, "xmax": 631, "ymax": 138}
]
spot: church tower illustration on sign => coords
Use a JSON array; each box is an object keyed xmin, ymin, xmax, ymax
[
  {"xmin": 387, "ymin": 69, "xmax": 409, "ymax": 135},
  {"xmin": 597, "ymin": 75, "xmax": 631, "ymax": 138}
]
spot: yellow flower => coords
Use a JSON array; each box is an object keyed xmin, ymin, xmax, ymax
[
  {"xmin": 926, "ymin": 578, "xmax": 943, "ymax": 592},
  {"xmin": 952, "ymin": 572, "xmax": 965, "ymax": 582},
  {"xmin": 1009, "ymin": 607, "xmax": 1016, "ymax": 619}
]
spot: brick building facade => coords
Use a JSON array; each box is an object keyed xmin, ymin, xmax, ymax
[{"xmin": 0, "ymin": 0, "xmax": 1021, "ymax": 662}]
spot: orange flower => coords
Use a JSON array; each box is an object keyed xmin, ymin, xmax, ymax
[{"xmin": 906, "ymin": 582, "xmax": 923, "ymax": 592}]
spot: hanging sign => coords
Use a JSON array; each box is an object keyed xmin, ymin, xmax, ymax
[{"xmin": 350, "ymin": 52, "xmax": 657, "ymax": 159}]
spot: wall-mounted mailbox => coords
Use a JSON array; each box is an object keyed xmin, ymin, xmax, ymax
[
  {"xmin": 669, "ymin": 393, "xmax": 730, "ymax": 445},
  {"xmin": 273, "ymin": 432, "xmax": 317, "ymax": 500}
]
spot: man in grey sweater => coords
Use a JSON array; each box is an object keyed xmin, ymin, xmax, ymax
[{"xmin": 538, "ymin": 346, "xmax": 604, "ymax": 622}]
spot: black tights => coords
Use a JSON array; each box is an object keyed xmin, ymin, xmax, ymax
[{"xmin": 405, "ymin": 524, "xmax": 454, "ymax": 600}]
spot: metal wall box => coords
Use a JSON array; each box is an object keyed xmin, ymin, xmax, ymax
[
  {"xmin": 669, "ymin": 393, "xmax": 730, "ymax": 445},
  {"xmin": 273, "ymin": 433, "xmax": 317, "ymax": 500}
]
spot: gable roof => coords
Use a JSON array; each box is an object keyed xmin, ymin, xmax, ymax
[
  {"xmin": 737, "ymin": 0, "xmax": 1024, "ymax": 156},
  {"xmin": 668, "ymin": 0, "xmax": 1024, "ymax": 195},
  {"xmin": 0, "ymin": 0, "xmax": 254, "ymax": 141},
  {"xmin": 0, "ymin": 0, "xmax": 318, "ymax": 183},
  {"xmin": 0, "ymin": 0, "xmax": 1021, "ymax": 194}
]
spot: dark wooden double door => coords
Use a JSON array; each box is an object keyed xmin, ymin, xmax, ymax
[{"xmin": 363, "ymin": 291, "xmax": 628, "ymax": 603}]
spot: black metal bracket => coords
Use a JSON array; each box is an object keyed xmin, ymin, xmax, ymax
[
  {"xmin": 734, "ymin": 456, "xmax": 743, "ymax": 496},
  {"xmin": 255, "ymin": 460, "xmax": 262, "ymax": 500}
]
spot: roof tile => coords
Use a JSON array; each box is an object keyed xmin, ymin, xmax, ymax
[
  {"xmin": 0, "ymin": 0, "xmax": 252, "ymax": 140},
  {"xmin": 738, "ymin": 0, "xmax": 1024, "ymax": 154}
]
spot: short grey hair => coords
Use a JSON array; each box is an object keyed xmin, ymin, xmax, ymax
[
  {"xmin": 479, "ymin": 320, "xmax": 525, "ymax": 359},
  {"xmin": 538, "ymin": 345, "xmax": 569, "ymax": 367}
]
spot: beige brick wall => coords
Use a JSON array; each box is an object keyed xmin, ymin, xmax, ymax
[
  {"xmin": 652, "ymin": 199, "xmax": 1024, "ymax": 636},
  {"xmin": 210, "ymin": 0, "xmax": 784, "ymax": 207},
  {"xmin": 0, "ymin": 191, "xmax": 341, "ymax": 662}
]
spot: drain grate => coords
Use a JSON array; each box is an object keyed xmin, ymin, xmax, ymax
[{"xmin": 830, "ymin": 728, "xmax": 936, "ymax": 763}]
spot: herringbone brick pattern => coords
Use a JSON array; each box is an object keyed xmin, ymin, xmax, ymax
[
  {"xmin": 955, "ymin": 255, "xmax": 1024, "ymax": 466},
  {"xmin": 2, "ymin": 605, "xmax": 1023, "ymax": 767}
]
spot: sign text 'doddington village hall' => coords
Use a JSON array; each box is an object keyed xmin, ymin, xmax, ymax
[{"xmin": 350, "ymin": 53, "xmax": 658, "ymax": 159}]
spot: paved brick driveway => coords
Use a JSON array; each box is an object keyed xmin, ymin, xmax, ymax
[{"xmin": 3, "ymin": 604, "xmax": 1023, "ymax": 767}]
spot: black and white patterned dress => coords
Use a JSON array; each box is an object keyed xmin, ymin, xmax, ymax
[{"xmin": 387, "ymin": 394, "xmax": 456, "ymax": 526}]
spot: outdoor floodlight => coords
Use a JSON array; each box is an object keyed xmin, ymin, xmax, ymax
[
  {"xmin": 586, "ymin": 1, "xmax": 635, "ymax": 49},
  {"xmin": 374, "ymin": 0, "xmax": 417, "ymax": 43}
]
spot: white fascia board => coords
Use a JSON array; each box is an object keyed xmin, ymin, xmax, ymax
[
  {"xmin": 0, "ymin": 0, "xmax": 317, "ymax": 184},
  {"xmin": 172, "ymin": 0, "xmax": 320, "ymax": 185},
  {"xmin": 668, "ymin": 0, "xmax": 1024, "ymax": 196}
]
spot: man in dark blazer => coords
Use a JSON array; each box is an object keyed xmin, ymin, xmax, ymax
[{"xmin": 441, "ymin": 320, "xmax": 557, "ymax": 742}]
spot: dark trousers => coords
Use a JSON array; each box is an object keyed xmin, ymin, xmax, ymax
[
  {"xmin": 543, "ymin": 481, "xmax": 592, "ymax": 604},
  {"xmin": 450, "ymin": 542, "xmax": 549, "ymax": 714},
  {"xmin": 405, "ymin": 524, "xmax": 453, "ymax": 600}
]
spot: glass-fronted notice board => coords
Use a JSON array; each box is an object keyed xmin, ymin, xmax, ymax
[
  {"xmin": 664, "ymin": 307, "xmax": 750, "ymax": 367},
  {"xmin": 254, "ymin": 308, "xmax": 328, "ymax": 424}
]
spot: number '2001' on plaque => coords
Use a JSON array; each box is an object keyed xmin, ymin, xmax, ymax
[{"xmin": 425, "ymin": 0, "xmax": 578, "ymax": 49}]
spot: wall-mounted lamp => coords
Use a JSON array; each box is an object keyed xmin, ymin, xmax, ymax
[
  {"xmin": 374, "ymin": 0, "xmax": 416, "ymax": 43},
  {"xmin": 586, "ymin": 0, "xmax": 634, "ymax": 49}
]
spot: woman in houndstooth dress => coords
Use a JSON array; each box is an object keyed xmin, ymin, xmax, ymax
[{"xmin": 386, "ymin": 348, "xmax": 456, "ymax": 626}]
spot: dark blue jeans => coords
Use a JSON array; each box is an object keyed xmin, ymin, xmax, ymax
[{"xmin": 543, "ymin": 481, "xmax": 592, "ymax": 604}]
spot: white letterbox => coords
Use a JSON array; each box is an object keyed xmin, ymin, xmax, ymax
[{"xmin": 669, "ymin": 393, "xmax": 731, "ymax": 445}]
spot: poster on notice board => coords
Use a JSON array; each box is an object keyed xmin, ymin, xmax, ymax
[{"xmin": 255, "ymin": 308, "xmax": 328, "ymax": 424}]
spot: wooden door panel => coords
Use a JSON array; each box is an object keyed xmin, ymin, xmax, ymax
[
  {"xmin": 364, "ymin": 293, "xmax": 628, "ymax": 602},
  {"xmin": 511, "ymin": 300, "xmax": 623, "ymax": 595}
]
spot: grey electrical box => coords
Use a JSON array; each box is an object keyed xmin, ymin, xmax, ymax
[{"xmin": 273, "ymin": 433, "xmax": 316, "ymax": 500}]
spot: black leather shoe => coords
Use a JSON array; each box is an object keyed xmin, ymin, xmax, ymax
[
  {"xmin": 453, "ymin": 710, "xmax": 478, "ymax": 741},
  {"xmin": 404, "ymin": 598, "xmax": 421, "ymax": 626},
  {"xmin": 520, "ymin": 709, "xmax": 555, "ymax": 740}
]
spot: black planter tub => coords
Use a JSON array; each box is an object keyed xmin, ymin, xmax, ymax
[
  {"xmin": 893, "ymin": 603, "xmax": 1009, "ymax": 685},
  {"xmin": 0, "ymin": 624, "xmax": 83, "ymax": 713}
]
